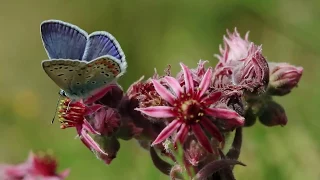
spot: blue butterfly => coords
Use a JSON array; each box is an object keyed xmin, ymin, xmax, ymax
[{"xmin": 40, "ymin": 20, "xmax": 127, "ymax": 100}]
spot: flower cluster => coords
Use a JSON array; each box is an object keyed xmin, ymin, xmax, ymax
[
  {"xmin": 40, "ymin": 28, "xmax": 302, "ymax": 179},
  {"xmin": 1, "ymin": 21, "xmax": 303, "ymax": 180}
]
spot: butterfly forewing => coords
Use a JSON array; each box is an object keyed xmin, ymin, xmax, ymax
[{"xmin": 41, "ymin": 20, "xmax": 88, "ymax": 60}]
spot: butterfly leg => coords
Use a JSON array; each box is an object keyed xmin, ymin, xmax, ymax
[{"xmin": 66, "ymin": 99, "xmax": 73, "ymax": 112}]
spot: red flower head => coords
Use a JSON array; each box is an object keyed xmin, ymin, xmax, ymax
[
  {"xmin": 57, "ymin": 84, "xmax": 128, "ymax": 164},
  {"xmin": 136, "ymin": 63, "xmax": 244, "ymax": 153},
  {"xmin": 57, "ymin": 97, "xmax": 112, "ymax": 163},
  {"xmin": 0, "ymin": 151, "xmax": 69, "ymax": 180}
]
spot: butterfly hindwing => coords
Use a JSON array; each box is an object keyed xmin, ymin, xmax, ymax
[
  {"xmin": 41, "ymin": 20, "xmax": 88, "ymax": 59},
  {"xmin": 42, "ymin": 59, "xmax": 86, "ymax": 96},
  {"xmin": 69, "ymin": 55, "xmax": 125, "ymax": 98},
  {"xmin": 82, "ymin": 31, "xmax": 126, "ymax": 62}
]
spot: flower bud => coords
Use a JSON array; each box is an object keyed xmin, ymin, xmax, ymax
[
  {"xmin": 268, "ymin": 62, "xmax": 303, "ymax": 96},
  {"xmin": 258, "ymin": 100, "xmax": 287, "ymax": 126},
  {"xmin": 184, "ymin": 135, "xmax": 209, "ymax": 167},
  {"xmin": 91, "ymin": 107, "xmax": 121, "ymax": 137},
  {"xmin": 244, "ymin": 107, "xmax": 257, "ymax": 127},
  {"xmin": 93, "ymin": 136, "xmax": 120, "ymax": 164}
]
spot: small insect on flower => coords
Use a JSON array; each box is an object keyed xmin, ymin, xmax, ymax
[{"xmin": 40, "ymin": 19, "xmax": 127, "ymax": 102}]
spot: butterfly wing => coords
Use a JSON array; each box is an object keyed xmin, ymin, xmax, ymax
[
  {"xmin": 69, "ymin": 55, "xmax": 127, "ymax": 98},
  {"xmin": 42, "ymin": 59, "xmax": 87, "ymax": 97},
  {"xmin": 82, "ymin": 31, "xmax": 126, "ymax": 62},
  {"xmin": 41, "ymin": 20, "xmax": 88, "ymax": 59}
]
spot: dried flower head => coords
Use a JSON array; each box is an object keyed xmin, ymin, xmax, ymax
[{"xmin": 214, "ymin": 28, "xmax": 269, "ymax": 94}]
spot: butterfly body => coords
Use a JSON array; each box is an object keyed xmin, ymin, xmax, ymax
[{"xmin": 40, "ymin": 20, "xmax": 127, "ymax": 100}]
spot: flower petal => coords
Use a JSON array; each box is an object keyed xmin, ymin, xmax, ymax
[
  {"xmin": 59, "ymin": 169, "xmax": 71, "ymax": 179},
  {"xmin": 83, "ymin": 119, "xmax": 101, "ymax": 135},
  {"xmin": 84, "ymin": 104, "xmax": 104, "ymax": 116},
  {"xmin": 79, "ymin": 130, "xmax": 108, "ymax": 156},
  {"xmin": 173, "ymin": 123, "xmax": 189, "ymax": 146},
  {"xmin": 201, "ymin": 92, "xmax": 222, "ymax": 105},
  {"xmin": 201, "ymin": 117, "xmax": 223, "ymax": 142},
  {"xmin": 164, "ymin": 76, "xmax": 183, "ymax": 97},
  {"xmin": 135, "ymin": 106, "xmax": 175, "ymax": 118},
  {"xmin": 205, "ymin": 108, "xmax": 244, "ymax": 126},
  {"xmin": 198, "ymin": 68, "xmax": 213, "ymax": 98},
  {"xmin": 152, "ymin": 79, "xmax": 175, "ymax": 105},
  {"xmin": 180, "ymin": 63, "xmax": 194, "ymax": 94},
  {"xmin": 191, "ymin": 124, "xmax": 213, "ymax": 153},
  {"xmin": 84, "ymin": 84, "xmax": 118, "ymax": 104},
  {"xmin": 151, "ymin": 119, "xmax": 182, "ymax": 146}
]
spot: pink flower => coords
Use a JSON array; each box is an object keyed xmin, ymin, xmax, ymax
[
  {"xmin": 0, "ymin": 151, "xmax": 69, "ymax": 180},
  {"xmin": 136, "ymin": 63, "xmax": 244, "ymax": 153},
  {"xmin": 268, "ymin": 62, "xmax": 303, "ymax": 96},
  {"xmin": 57, "ymin": 97, "xmax": 110, "ymax": 160}
]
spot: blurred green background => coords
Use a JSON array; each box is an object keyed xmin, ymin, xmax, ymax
[{"xmin": 0, "ymin": 0, "xmax": 319, "ymax": 179}]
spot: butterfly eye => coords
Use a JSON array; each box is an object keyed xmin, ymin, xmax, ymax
[{"xmin": 59, "ymin": 90, "xmax": 67, "ymax": 97}]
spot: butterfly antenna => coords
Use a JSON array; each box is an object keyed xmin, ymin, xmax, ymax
[{"xmin": 51, "ymin": 94, "xmax": 62, "ymax": 124}]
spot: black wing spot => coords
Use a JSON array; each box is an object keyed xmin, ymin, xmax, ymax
[
  {"xmin": 50, "ymin": 69, "xmax": 53, "ymax": 71},
  {"xmin": 104, "ymin": 81, "xmax": 107, "ymax": 84},
  {"xmin": 57, "ymin": 74, "xmax": 64, "ymax": 76},
  {"xmin": 69, "ymin": 69, "xmax": 73, "ymax": 71},
  {"xmin": 64, "ymin": 79, "xmax": 67, "ymax": 81},
  {"xmin": 59, "ymin": 67, "xmax": 63, "ymax": 69},
  {"xmin": 54, "ymin": 67, "xmax": 58, "ymax": 70},
  {"xmin": 91, "ymin": 81, "xmax": 96, "ymax": 84},
  {"xmin": 105, "ymin": 73, "xmax": 110, "ymax": 77},
  {"xmin": 64, "ymin": 67, "xmax": 69, "ymax": 69},
  {"xmin": 78, "ymin": 74, "xmax": 82, "ymax": 76},
  {"xmin": 101, "ymin": 71, "xmax": 105, "ymax": 74},
  {"xmin": 76, "ymin": 82, "xmax": 80, "ymax": 85}
]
